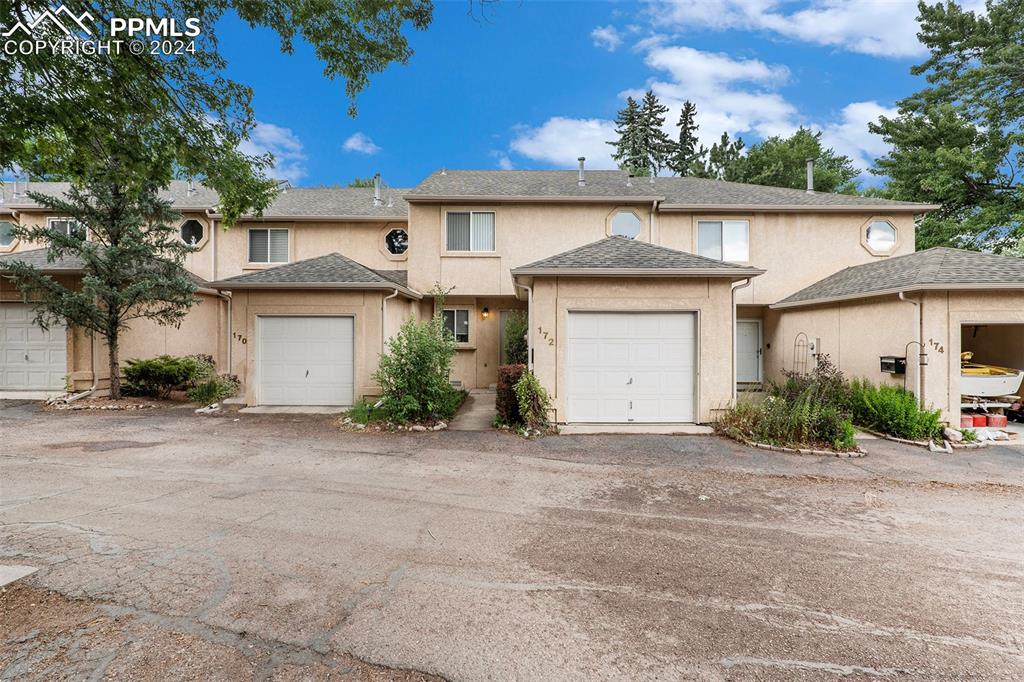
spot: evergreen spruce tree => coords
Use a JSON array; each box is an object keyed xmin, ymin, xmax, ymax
[
  {"xmin": 667, "ymin": 101, "xmax": 707, "ymax": 176},
  {"xmin": 639, "ymin": 91, "xmax": 673, "ymax": 176},
  {"xmin": 607, "ymin": 97, "xmax": 646, "ymax": 175}
]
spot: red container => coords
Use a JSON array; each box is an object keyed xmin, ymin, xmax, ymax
[
  {"xmin": 987, "ymin": 414, "xmax": 1008, "ymax": 428},
  {"xmin": 972, "ymin": 414, "xmax": 988, "ymax": 427},
  {"xmin": 960, "ymin": 414, "xmax": 974, "ymax": 428}
]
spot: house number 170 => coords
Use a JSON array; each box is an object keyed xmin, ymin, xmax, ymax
[
  {"xmin": 233, "ymin": 332, "xmax": 247, "ymax": 345},
  {"xmin": 536, "ymin": 327, "xmax": 554, "ymax": 346}
]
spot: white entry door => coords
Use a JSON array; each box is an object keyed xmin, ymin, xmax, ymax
[
  {"xmin": 567, "ymin": 311, "xmax": 696, "ymax": 423},
  {"xmin": 257, "ymin": 316, "xmax": 354, "ymax": 405},
  {"xmin": 0, "ymin": 303, "xmax": 67, "ymax": 391},
  {"xmin": 736, "ymin": 319, "xmax": 762, "ymax": 383}
]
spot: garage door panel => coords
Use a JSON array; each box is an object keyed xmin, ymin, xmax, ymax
[
  {"xmin": 258, "ymin": 316, "xmax": 353, "ymax": 406},
  {"xmin": 0, "ymin": 303, "xmax": 67, "ymax": 391},
  {"xmin": 568, "ymin": 311, "xmax": 696, "ymax": 424}
]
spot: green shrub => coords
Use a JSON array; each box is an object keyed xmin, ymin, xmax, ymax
[
  {"xmin": 348, "ymin": 398, "xmax": 387, "ymax": 425},
  {"xmin": 373, "ymin": 313, "xmax": 462, "ymax": 423},
  {"xmin": 496, "ymin": 364, "xmax": 526, "ymax": 425},
  {"xmin": 961, "ymin": 428, "xmax": 979, "ymax": 443},
  {"xmin": 514, "ymin": 370, "xmax": 551, "ymax": 430},
  {"xmin": 124, "ymin": 355, "xmax": 211, "ymax": 398},
  {"xmin": 849, "ymin": 379, "xmax": 942, "ymax": 441},
  {"xmin": 503, "ymin": 311, "xmax": 529, "ymax": 365},
  {"xmin": 186, "ymin": 374, "xmax": 240, "ymax": 405}
]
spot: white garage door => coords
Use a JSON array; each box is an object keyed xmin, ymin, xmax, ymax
[
  {"xmin": 258, "ymin": 316, "xmax": 354, "ymax": 406},
  {"xmin": 567, "ymin": 311, "xmax": 696, "ymax": 423},
  {"xmin": 0, "ymin": 303, "xmax": 67, "ymax": 391}
]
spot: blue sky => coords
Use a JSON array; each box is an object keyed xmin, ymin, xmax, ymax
[{"xmin": 215, "ymin": 0, "xmax": 977, "ymax": 190}]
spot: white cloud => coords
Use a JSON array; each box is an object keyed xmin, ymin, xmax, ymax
[
  {"xmin": 238, "ymin": 121, "xmax": 307, "ymax": 183},
  {"xmin": 819, "ymin": 100, "xmax": 896, "ymax": 171},
  {"xmin": 509, "ymin": 117, "xmax": 619, "ymax": 169},
  {"xmin": 649, "ymin": 0, "xmax": 986, "ymax": 58},
  {"xmin": 506, "ymin": 41, "xmax": 895, "ymax": 181},
  {"xmin": 342, "ymin": 132, "xmax": 382, "ymax": 155},
  {"xmin": 591, "ymin": 25, "xmax": 623, "ymax": 51}
]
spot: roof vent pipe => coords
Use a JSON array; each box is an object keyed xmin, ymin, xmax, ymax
[
  {"xmin": 373, "ymin": 172, "xmax": 382, "ymax": 207},
  {"xmin": 187, "ymin": 178, "xmax": 195, "ymax": 197},
  {"xmin": 577, "ymin": 157, "xmax": 586, "ymax": 186},
  {"xmin": 806, "ymin": 158, "xmax": 815, "ymax": 194}
]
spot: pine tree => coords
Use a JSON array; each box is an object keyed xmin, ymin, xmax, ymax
[
  {"xmin": 638, "ymin": 91, "xmax": 673, "ymax": 176},
  {"xmin": 697, "ymin": 132, "xmax": 746, "ymax": 180},
  {"xmin": 607, "ymin": 97, "xmax": 646, "ymax": 176},
  {"xmin": 667, "ymin": 101, "xmax": 707, "ymax": 176}
]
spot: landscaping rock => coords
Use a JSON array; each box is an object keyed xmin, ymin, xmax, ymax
[
  {"xmin": 435, "ymin": 421, "xmax": 447, "ymax": 430},
  {"xmin": 943, "ymin": 427, "xmax": 963, "ymax": 443},
  {"xmin": 411, "ymin": 425, "xmax": 427, "ymax": 432}
]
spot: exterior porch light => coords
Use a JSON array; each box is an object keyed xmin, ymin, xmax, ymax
[{"xmin": 481, "ymin": 306, "xmax": 490, "ymax": 319}]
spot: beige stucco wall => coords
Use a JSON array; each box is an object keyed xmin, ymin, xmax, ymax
[
  {"xmin": 212, "ymin": 220, "xmax": 408, "ymax": 281},
  {"xmin": 767, "ymin": 290, "xmax": 1024, "ymax": 425},
  {"xmin": 529, "ymin": 276, "xmax": 736, "ymax": 424},
  {"xmin": 226, "ymin": 288, "xmax": 419, "ymax": 405},
  {"xmin": 920, "ymin": 290, "xmax": 1024, "ymax": 423},
  {"xmin": 1, "ymin": 272, "xmax": 224, "ymax": 391},
  {"xmin": 406, "ymin": 202, "xmax": 654, "ymax": 296},
  {"xmin": 765, "ymin": 296, "xmax": 916, "ymax": 388},
  {"xmin": 658, "ymin": 211, "xmax": 917, "ymax": 305}
]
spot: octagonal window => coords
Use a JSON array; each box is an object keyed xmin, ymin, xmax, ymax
[
  {"xmin": 180, "ymin": 219, "xmax": 204, "ymax": 246},
  {"xmin": 611, "ymin": 211, "xmax": 641, "ymax": 239},
  {"xmin": 385, "ymin": 228, "xmax": 409, "ymax": 255},
  {"xmin": 0, "ymin": 220, "xmax": 14, "ymax": 247},
  {"xmin": 865, "ymin": 219, "xmax": 896, "ymax": 253}
]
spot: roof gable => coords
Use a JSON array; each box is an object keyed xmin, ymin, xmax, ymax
[
  {"xmin": 512, "ymin": 236, "xmax": 764, "ymax": 277},
  {"xmin": 773, "ymin": 247, "xmax": 1024, "ymax": 308},
  {"xmin": 210, "ymin": 253, "xmax": 418, "ymax": 296}
]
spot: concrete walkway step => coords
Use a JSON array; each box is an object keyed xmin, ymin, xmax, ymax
[{"xmin": 449, "ymin": 389, "xmax": 497, "ymax": 431}]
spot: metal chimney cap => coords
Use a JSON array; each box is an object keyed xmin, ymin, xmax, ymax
[{"xmin": 577, "ymin": 157, "xmax": 586, "ymax": 186}]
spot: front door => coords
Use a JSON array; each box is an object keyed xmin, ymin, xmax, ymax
[{"xmin": 736, "ymin": 319, "xmax": 762, "ymax": 383}]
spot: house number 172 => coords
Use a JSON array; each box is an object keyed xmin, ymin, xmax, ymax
[{"xmin": 536, "ymin": 326, "xmax": 554, "ymax": 346}]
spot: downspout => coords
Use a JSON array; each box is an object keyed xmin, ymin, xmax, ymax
[
  {"xmin": 898, "ymin": 292, "xmax": 924, "ymax": 407},
  {"xmin": 650, "ymin": 200, "xmax": 659, "ymax": 244},
  {"xmin": 382, "ymin": 288, "xmax": 399, "ymax": 353},
  {"xmin": 514, "ymin": 282, "xmax": 534, "ymax": 371},
  {"xmin": 215, "ymin": 290, "xmax": 232, "ymax": 373},
  {"xmin": 731, "ymin": 278, "xmax": 753, "ymax": 403}
]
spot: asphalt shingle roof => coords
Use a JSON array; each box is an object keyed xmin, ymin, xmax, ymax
[
  {"xmin": 406, "ymin": 170, "xmax": 933, "ymax": 209},
  {"xmin": 261, "ymin": 187, "xmax": 408, "ymax": 218},
  {"xmin": 211, "ymin": 253, "xmax": 418, "ymax": 296},
  {"xmin": 774, "ymin": 247, "xmax": 1024, "ymax": 307},
  {"xmin": 0, "ymin": 181, "xmax": 409, "ymax": 219},
  {"xmin": 0, "ymin": 247, "xmax": 85, "ymax": 272},
  {"xmin": 512, "ymin": 236, "xmax": 764, "ymax": 276}
]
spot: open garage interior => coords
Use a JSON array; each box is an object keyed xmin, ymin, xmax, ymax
[{"xmin": 959, "ymin": 322, "xmax": 1024, "ymax": 437}]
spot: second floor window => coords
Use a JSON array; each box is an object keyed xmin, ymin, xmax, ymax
[
  {"xmin": 249, "ymin": 228, "xmax": 289, "ymax": 263},
  {"xmin": 446, "ymin": 211, "xmax": 495, "ymax": 252},
  {"xmin": 48, "ymin": 218, "xmax": 86, "ymax": 240},
  {"xmin": 0, "ymin": 220, "xmax": 15, "ymax": 246},
  {"xmin": 442, "ymin": 309, "xmax": 470, "ymax": 343},
  {"xmin": 698, "ymin": 220, "xmax": 748, "ymax": 262}
]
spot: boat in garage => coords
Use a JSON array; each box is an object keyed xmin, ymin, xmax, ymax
[{"xmin": 960, "ymin": 352, "xmax": 1024, "ymax": 397}]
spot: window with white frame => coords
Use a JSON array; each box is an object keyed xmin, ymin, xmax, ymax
[
  {"xmin": 865, "ymin": 219, "xmax": 897, "ymax": 253},
  {"xmin": 248, "ymin": 228, "xmax": 289, "ymax": 263},
  {"xmin": 611, "ymin": 210, "xmax": 641, "ymax": 239},
  {"xmin": 0, "ymin": 220, "xmax": 15, "ymax": 247},
  {"xmin": 180, "ymin": 219, "xmax": 205, "ymax": 246},
  {"xmin": 697, "ymin": 220, "xmax": 748, "ymax": 261},
  {"xmin": 442, "ymin": 309, "xmax": 470, "ymax": 343},
  {"xmin": 446, "ymin": 211, "xmax": 495, "ymax": 252},
  {"xmin": 48, "ymin": 217, "xmax": 86, "ymax": 240}
]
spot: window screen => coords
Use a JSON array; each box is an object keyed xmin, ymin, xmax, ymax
[
  {"xmin": 446, "ymin": 212, "xmax": 494, "ymax": 251},
  {"xmin": 249, "ymin": 228, "xmax": 289, "ymax": 263},
  {"xmin": 698, "ymin": 220, "xmax": 748, "ymax": 261},
  {"xmin": 443, "ymin": 309, "xmax": 470, "ymax": 343}
]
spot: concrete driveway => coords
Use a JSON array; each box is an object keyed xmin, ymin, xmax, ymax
[{"xmin": 1, "ymin": 401, "xmax": 1022, "ymax": 680}]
